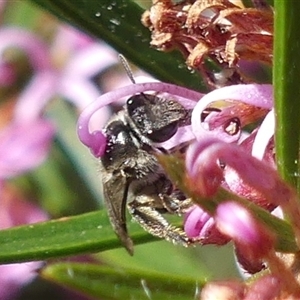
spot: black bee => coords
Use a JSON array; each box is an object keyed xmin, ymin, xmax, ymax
[{"xmin": 101, "ymin": 91, "xmax": 194, "ymax": 255}]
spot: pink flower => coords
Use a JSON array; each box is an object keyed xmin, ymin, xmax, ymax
[
  {"xmin": 184, "ymin": 205, "xmax": 229, "ymax": 245},
  {"xmin": 0, "ymin": 119, "xmax": 55, "ymax": 178},
  {"xmin": 0, "ymin": 184, "xmax": 48, "ymax": 300},
  {"xmin": 200, "ymin": 275, "xmax": 281, "ymax": 300},
  {"xmin": 0, "ymin": 25, "xmax": 118, "ymax": 118},
  {"xmin": 215, "ymin": 201, "xmax": 275, "ymax": 259},
  {"xmin": 0, "ymin": 24, "xmax": 121, "ymax": 167},
  {"xmin": 191, "ymin": 84, "xmax": 273, "ymax": 143}
]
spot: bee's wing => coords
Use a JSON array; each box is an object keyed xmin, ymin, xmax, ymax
[{"xmin": 102, "ymin": 173, "xmax": 134, "ymax": 255}]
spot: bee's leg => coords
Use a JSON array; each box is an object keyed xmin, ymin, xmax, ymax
[
  {"xmin": 128, "ymin": 195, "xmax": 192, "ymax": 246},
  {"xmin": 159, "ymin": 191, "xmax": 193, "ymax": 215}
]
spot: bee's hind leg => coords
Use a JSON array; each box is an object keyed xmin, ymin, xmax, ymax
[{"xmin": 128, "ymin": 195, "xmax": 192, "ymax": 246}]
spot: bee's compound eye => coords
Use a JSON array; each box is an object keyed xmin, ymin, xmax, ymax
[
  {"xmin": 126, "ymin": 95, "xmax": 145, "ymax": 114},
  {"xmin": 146, "ymin": 123, "xmax": 178, "ymax": 143}
]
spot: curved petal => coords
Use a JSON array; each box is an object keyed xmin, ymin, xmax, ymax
[
  {"xmin": 0, "ymin": 27, "xmax": 52, "ymax": 71},
  {"xmin": 186, "ymin": 138, "xmax": 293, "ymax": 206},
  {"xmin": 64, "ymin": 43, "xmax": 118, "ymax": 78},
  {"xmin": 191, "ymin": 84, "xmax": 273, "ymax": 142},
  {"xmin": 251, "ymin": 110, "xmax": 274, "ymax": 160},
  {"xmin": 13, "ymin": 71, "xmax": 57, "ymax": 122}
]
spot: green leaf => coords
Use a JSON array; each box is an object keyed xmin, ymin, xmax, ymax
[
  {"xmin": 0, "ymin": 210, "xmax": 159, "ymax": 264},
  {"xmin": 41, "ymin": 262, "xmax": 204, "ymax": 300},
  {"xmin": 29, "ymin": 0, "xmax": 206, "ymax": 91},
  {"xmin": 99, "ymin": 242, "xmax": 211, "ymax": 280},
  {"xmin": 274, "ymin": 1, "xmax": 300, "ymax": 192}
]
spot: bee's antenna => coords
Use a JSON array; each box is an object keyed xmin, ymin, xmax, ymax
[{"xmin": 118, "ymin": 54, "xmax": 136, "ymax": 84}]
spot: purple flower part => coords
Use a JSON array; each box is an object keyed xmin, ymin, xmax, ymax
[
  {"xmin": 158, "ymin": 126, "xmax": 196, "ymax": 150},
  {"xmin": 77, "ymin": 82, "xmax": 202, "ymax": 156},
  {"xmin": 0, "ymin": 27, "xmax": 52, "ymax": 71},
  {"xmin": 244, "ymin": 275, "xmax": 281, "ymax": 300},
  {"xmin": 0, "ymin": 0, "xmax": 7, "ymax": 15},
  {"xmin": 0, "ymin": 119, "xmax": 55, "ymax": 178},
  {"xmin": 0, "ymin": 185, "xmax": 48, "ymax": 300},
  {"xmin": 55, "ymin": 40, "xmax": 119, "ymax": 113},
  {"xmin": 224, "ymin": 131, "xmax": 275, "ymax": 209},
  {"xmin": 13, "ymin": 71, "xmax": 57, "ymax": 123},
  {"xmin": 191, "ymin": 84, "xmax": 273, "ymax": 142},
  {"xmin": 90, "ymin": 130, "xmax": 107, "ymax": 158},
  {"xmin": 4, "ymin": 25, "xmax": 118, "ymax": 117},
  {"xmin": 0, "ymin": 262, "xmax": 41, "ymax": 300},
  {"xmin": 185, "ymin": 138, "xmax": 224, "ymax": 196},
  {"xmin": 200, "ymin": 105, "xmax": 242, "ymax": 142},
  {"xmin": 215, "ymin": 201, "xmax": 275, "ymax": 258},
  {"xmin": 184, "ymin": 205, "xmax": 210, "ymax": 237},
  {"xmin": 200, "ymin": 281, "xmax": 245, "ymax": 300},
  {"xmin": 58, "ymin": 75, "xmax": 105, "ymax": 111},
  {"xmin": 51, "ymin": 25, "xmax": 94, "ymax": 56},
  {"xmin": 63, "ymin": 43, "xmax": 117, "ymax": 79},
  {"xmin": 50, "ymin": 27, "xmax": 119, "ymax": 110},
  {"xmin": 239, "ymin": 129, "xmax": 275, "ymax": 169},
  {"xmin": 0, "ymin": 183, "xmax": 48, "ymax": 228},
  {"xmin": 184, "ymin": 205, "xmax": 229, "ymax": 245},
  {"xmin": 223, "ymin": 167, "xmax": 274, "ymax": 210},
  {"xmin": 251, "ymin": 110, "xmax": 274, "ymax": 160},
  {"xmin": 186, "ymin": 138, "xmax": 292, "ymax": 205},
  {"xmin": 0, "ymin": 60, "xmax": 16, "ymax": 86}
]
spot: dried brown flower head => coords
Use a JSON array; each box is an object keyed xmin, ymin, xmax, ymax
[{"xmin": 142, "ymin": 0, "xmax": 273, "ymax": 87}]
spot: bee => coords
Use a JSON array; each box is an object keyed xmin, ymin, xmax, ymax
[{"xmin": 100, "ymin": 57, "xmax": 194, "ymax": 255}]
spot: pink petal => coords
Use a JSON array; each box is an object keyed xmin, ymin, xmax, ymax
[
  {"xmin": 0, "ymin": 119, "xmax": 55, "ymax": 178},
  {"xmin": 191, "ymin": 84, "xmax": 273, "ymax": 142},
  {"xmin": 0, "ymin": 27, "xmax": 52, "ymax": 71},
  {"xmin": 13, "ymin": 71, "xmax": 57, "ymax": 122},
  {"xmin": 0, "ymin": 185, "xmax": 48, "ymax": 299},
  {"xmin": 215, "ymin": 201, "xmax": 275, "ymax": 257}
]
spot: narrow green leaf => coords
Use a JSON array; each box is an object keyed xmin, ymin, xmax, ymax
[
  {"xmin": 29, "ymin": 0, "xmax": 206, "ymax": 91},
  {"xmin": 99, "ymin": 242, "xmax": 213, "ymax": 280},
  {"xmin": 0, "ymin": 210, "xmax": 159, "ymax": 264},
  {"xmin": 274, "ymin": 1, "xmax": 300, "ymax": 192},
  {"xmin": 41, "ymin": 262, "xmax": 203, "ymax": 300}
]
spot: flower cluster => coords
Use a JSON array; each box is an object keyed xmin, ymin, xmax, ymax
[{"xmin": 77, "ymin": 77, "xmax": 300, "ymax": 298}]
